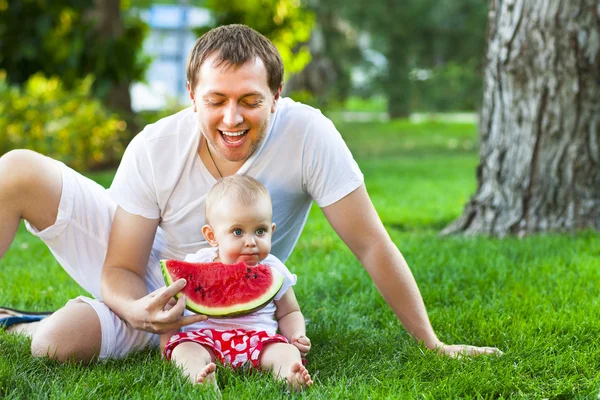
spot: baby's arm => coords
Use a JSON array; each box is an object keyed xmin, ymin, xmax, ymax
[{"xmin": 275, "ymin": 288, "xmax": 311, "ymax": 357}]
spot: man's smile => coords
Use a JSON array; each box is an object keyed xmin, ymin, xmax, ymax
[{"xmin": 219, "ymin": 130, "xmax": 249, "ymax": 145}]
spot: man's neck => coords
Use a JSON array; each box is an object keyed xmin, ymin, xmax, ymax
[{"xmin": 198, "ymin": 137, "xmax": 244, "ymax": 178}]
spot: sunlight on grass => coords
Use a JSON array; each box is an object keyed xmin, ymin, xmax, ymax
[{"xmin": 1, "ymin": 119, "xmax": 599, "ymax": 398}]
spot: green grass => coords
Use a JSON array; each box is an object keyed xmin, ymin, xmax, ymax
[
  {"xmin": 331, "ymin": 96, "xmax": 388, "ymax": 113},
  {"xmin": 2, "ymin": 119, "xmax": 600, "ymax": 398}
]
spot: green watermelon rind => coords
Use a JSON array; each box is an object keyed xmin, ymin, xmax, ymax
[{"xmin": 160, "ymin": 259, "xmax": 285, "ymax": 318}]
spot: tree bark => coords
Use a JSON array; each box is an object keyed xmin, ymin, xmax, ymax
[
  {"xmin": 443, "ymin": 0, "xmax": 600, "ymax": 236},
  {"xmin": 89, "ymin": 0, "xmax": 133, "ymax": 115},
  {"xmin": 386, "ymin": 34, "xmax": 412, "ymax": 119},
  {"xmin": 282, "ymin": 26, "xmax": 338, "ymax": 102}
]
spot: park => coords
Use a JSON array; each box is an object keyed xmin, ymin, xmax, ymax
[{"xmin": 0, "ymin": 1, "xmax": 599, "ymax": 398}]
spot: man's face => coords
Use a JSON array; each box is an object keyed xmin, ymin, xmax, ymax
[
  {"xmin": 203, "ymin": 195, "xmax": 275, "ymax": 266},
  {"xmin": 189, "ymin": 56, "xmax": 281, "ymax": 163}
]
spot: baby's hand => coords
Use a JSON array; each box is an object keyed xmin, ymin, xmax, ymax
[{"xmin": 291, "ymin": 333, "xmax": 311, "ymax": 358}]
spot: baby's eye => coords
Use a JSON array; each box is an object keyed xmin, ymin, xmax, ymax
[
  {"xmin": 256, "ymin": 228, "xmax": 265, "ymax": 235},
  {"xmin": 233, "ymin": 229, "xmax": 243, "ymax": 236}
]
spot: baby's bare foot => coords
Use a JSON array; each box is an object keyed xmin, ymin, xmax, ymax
[
  {"xmin": 286, "ymin": 362, "xmax": 313, "ymax": 391},
  {"xmin": 195, "ymin": 362, "xmax": 220, "ymax": 395},
  {"xmin": 196, "ymin": 362, "xmax": 217, "ymax": 385}
]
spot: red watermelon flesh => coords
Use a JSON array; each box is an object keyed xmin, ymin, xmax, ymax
[{"xmin": 160, "ymin": 259, "xmax": 284, "ymax": 318}]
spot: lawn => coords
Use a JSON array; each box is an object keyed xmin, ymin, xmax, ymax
[{"xmin": 1, "ymin": 117, "xmax": 599, "ymax": 399}]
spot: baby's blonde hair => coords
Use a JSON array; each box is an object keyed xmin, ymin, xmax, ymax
[{"xmin": 205, "ymin": 175, "xmax": 272, "ymax": 224}]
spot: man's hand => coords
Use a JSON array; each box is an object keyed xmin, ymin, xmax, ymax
[
  {"xmin": 128, "ymin": 279, "xmax": 207, "ymax": 334},
  {"xmin": 291, "ymin": 333, "xmax": 311, "ymax": 358},
  {"xmin": 436, "ymin": 343, "xmax": 503, "ymax": 358}
]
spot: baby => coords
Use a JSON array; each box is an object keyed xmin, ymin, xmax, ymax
[{"xmin": 161, "ymin": 175, "xmax": 313, "ymax": 392}]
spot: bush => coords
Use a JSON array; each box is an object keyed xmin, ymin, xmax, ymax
[
  {"xmin": 411, "ymin": 60, "xmax": 483, "ymax": 112},
  {"xmin": 0, "ymin": 71, "xmax": 126, "ymax": 171}
]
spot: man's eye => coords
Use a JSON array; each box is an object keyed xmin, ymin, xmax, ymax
[
  {"xmin": 205, "ymin": 100, "xmax": 223, "ymax": 107},
  {"xmin": 256, "ymin": 229, "xmax": 265, "ymax": 235},
  {"xmin": 245, "ymin": 101, "xmax": 261, "ymax": 108},
  {"xmin": 233, "ymin": 229, "xmax": 243, "ymax": 236}
]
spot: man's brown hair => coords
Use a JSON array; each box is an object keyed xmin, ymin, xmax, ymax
[{"xmin": 186, "ymin": 24, "xmax": 284, "ymax": 94}]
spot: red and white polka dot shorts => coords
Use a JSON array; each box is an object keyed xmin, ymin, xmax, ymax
[{"xmin": 163, "ymin": 328, "xmax": 288, "ymax": 369}]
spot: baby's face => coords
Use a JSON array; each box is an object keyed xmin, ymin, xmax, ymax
[{"xmin": 208, "ymin": 195, "xmax": 275, "ymax": 265}]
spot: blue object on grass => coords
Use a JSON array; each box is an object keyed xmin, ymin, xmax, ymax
[{"xmin": 0, "ymin": 307, "xmax": 52, "ymax": 329}]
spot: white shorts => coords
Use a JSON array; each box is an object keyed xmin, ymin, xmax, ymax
[{"xmin": 24, "ymin": 160, "xmax": 161, "ymax": 359}]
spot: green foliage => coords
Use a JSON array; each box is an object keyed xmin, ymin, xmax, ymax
[
  {"xmin": 328, "ymin": 95, "xmax": 388, "ymax": 113},
  {"xmin": 0, "ymin": 0, "xmax": 84, "ymax": 84},
  {"xmin": 0, "ymin": 0, "xmax": 150, "ymax": 106},
  {"xmin": 0, "ymin": 72, "xmax": 126, "ymax": 171},
  {"xmin": 317, "ymin": 0, "xmax": 488, "ymax": 116},
  {"xmin": 196, "ymin": 0, "xmax": 315, "ymax": 77},
  {"xmin": 300, "ymin": 1, "xmax": 363, "ymax": 106},
  {"xmin": 284, "ymin": 89, "xmax": 317, "ymax": 106},
  {"xmin": 412, "ymin": 61, "xmax": 483, "ymax": 112},
  {"xmin": 2, "ymin": 119, "xmax": 600, "ymax": 397},
  {"xmin": 83, "ymin": 14, "xmax": 150, "ymax": 101}
]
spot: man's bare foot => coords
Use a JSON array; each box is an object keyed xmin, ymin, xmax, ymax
[
  {"xmin": 196, "ymin": 362, "xmax": 219, "ymax": 393},
  {"xmin": 286, "ymin": 362, "xmax": 313, "ymax": 391},
  {"xmin": 0, "ymin": 312, "xmax": 39, "ymax": 336}
]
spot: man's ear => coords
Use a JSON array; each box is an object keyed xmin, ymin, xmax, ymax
[
  {"xmin": 202, "ymin": 224, "xmax": 218, "ymax": 247},
  {"xmin": 187, "ymin": 81, "xmax": 197, "ymax": 112},
  {"xmin": 271, "ymin": 83, "xmax": 283, "ymax": 113}
]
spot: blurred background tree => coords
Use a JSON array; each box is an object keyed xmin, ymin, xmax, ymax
[
  {"xmin": 306, "ymin": 0, "xmax": 488, "ymax": 118},
  {"xmin": 0, "ymin": 0, "xmax": 490, "ymax": 169},
  {"xmin": 0, "ymin": 0, "xmax": 149, "ymax": 120},
  {"xmin": 0, "ymin": 0, "xmax": 149, "ymax": 169},
  {"xmin": 0, "ymin": 0, "xmax": 488, "ymax": 121},
  {"xmin": 283, "ymin": 0, "xmax": 362, "ymax": 109},
  {"xmin": 195, "ymin": 0, "xmax": 315, "ymax": 78}
]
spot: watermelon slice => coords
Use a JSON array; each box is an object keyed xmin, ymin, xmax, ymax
[{"xmin": 160, "ymin": 259, "xmax": 284, "ymax": 318}]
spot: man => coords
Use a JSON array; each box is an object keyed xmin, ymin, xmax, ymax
[{"xmin": 0, "ymin": 24, "xmax": 501, "ymax": 362}]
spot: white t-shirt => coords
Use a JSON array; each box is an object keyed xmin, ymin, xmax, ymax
[
  {"xmin": 109, "ymin": 97, "xmax": 363, "ymax": 288},
  {"xmin": 179, "ymin": 248, "xmax": 296, "ymax": 334}
]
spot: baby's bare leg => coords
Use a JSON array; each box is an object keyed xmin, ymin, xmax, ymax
[
  {"xmin": 170, "ymin": 342, "xmax": 218, "ymax": 388},
  {"xmin": 260, "ymin": 342, "xmax": 313, "ymax": 391}
]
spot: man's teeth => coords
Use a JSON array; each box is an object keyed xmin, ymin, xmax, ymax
[{"xmin": 221, "ymin": 130, "xmax": 246, "ymax": 137}]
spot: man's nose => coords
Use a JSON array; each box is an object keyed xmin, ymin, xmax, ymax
[{"xmin": 223, "ymin": 102, "xmax": 243, "ymax": 126}]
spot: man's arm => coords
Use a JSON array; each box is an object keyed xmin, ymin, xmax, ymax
[
  {"xmin": 321, "ymin": 184, "xmax": 501, "ymax": 356},
  {"xmin": 101, "ymin": 207, "xmax": 206, "ymax": 333}
]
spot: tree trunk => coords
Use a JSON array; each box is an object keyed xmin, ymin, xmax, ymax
[
  {"xmin": 443, "ymin": 0, "xmax": 600, "ymax": 236},
  {"xmin": 386, "ymin": 30, "xmax": 412, "ymax": 119},
  {"xmin": 282, "ymin": 26, "xmax": 338, "ymax": 103},
  {"xmin": 92, "ymin": 0, "xmax": 133, "ymax": 115}
]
